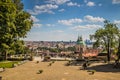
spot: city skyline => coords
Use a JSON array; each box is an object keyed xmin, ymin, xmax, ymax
[{"xmin": 23, "ymin": 0, "xmax": 120, "ymax": 41}]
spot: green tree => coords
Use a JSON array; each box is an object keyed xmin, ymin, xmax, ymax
[
  {"xmin": 67, "ymin": 46, "xmax": 76, "ymax": 51},
  {"xmin": 0, "ymin": 0, "xmax": 33, "ymax": 60},
  {"xmin": 116, "ymin": 35, "xmax": 120, "ymax": 62},
  {"xmin": 91, "ymin": 20, "xmax": 119, "ymax": 62}
]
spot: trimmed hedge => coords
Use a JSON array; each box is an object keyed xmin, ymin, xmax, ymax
[{"xmin": 7, "ymin": 58, "xmax": 26, "ymax": 61}]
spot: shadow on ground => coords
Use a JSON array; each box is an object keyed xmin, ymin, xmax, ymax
[
  {"xmin": 86, "ymin": 63, "xmax": 120, "ymax": 73},
  {"xmin": 65, "ymin": 60, "xmax": 120, "ymax": 73},
  {"xmin": 65, "ymin": 59, "xmax": 101, "ymax": 66},
  {"xmin": 65, "ymin": 60, "xmax": 85, "ymax": 66}
]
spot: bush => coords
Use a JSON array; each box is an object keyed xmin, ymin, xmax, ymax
[
  {"xmin": 52, "ymin": 61, "xmax": 55, "ymax": 63},
  {"xmin": 87, "ymin": 70, "xmax": 96, "ymax": 75},
  {"xmin": 43, "ymin": 56, "xmax": 51, "ymax": 61},
  {"xmin": 65, "ymin": 61, "xmax": 71, "ymax": 66},
  {"xmin": 36, "ymin": 61, "xmax": 39, "ymax": 64},
  {"xmin": 7, "ymin": 58, "xmax": 25, "ymax": 61},
  {"xmin": 37, "ymin": 70, "xmax": 43, "ymax": 74},
  {"xmin": 48, "ymin": 63, "xmax": 52, "ymax": 66}
]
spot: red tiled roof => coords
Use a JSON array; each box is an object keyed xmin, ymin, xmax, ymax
[{"xmin": 82, "ymin": 52, "xmax": 98, "ymax": 57}]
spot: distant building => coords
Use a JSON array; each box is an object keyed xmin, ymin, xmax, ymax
[
  {"xmin": 75, "ymin": 36, "xmax": 86, "ymax": 59},
  {"xmin": 85, "ymin": 39, "xmax": 93, "ymax": 48}
]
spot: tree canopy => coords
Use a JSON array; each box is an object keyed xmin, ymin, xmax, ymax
[
  {"xmin": 0, "ymin": 0, "xmax": 33, "ymax": 60},
  {"xmin": 90, "ymin": 20, "xmax": 120, "ymax": 61}
]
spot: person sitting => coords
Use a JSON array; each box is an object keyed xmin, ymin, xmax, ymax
[
  {"xmin": 113, "ymin": 60, "xmax": 119, "ymax": 69},
  {"xmin": 82, "ymin": 62, "xmax": 88, "ymax": 70}
]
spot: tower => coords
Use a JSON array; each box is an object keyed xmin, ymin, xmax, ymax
[{"xmin": 75, "ymin": 36, "xmax": 85, "ymax": 59}]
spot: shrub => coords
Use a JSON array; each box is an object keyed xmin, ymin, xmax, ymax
[
  {"xmin": 65, "ymin": 61, "xmax": 71, "ymax": 66},
  {"xmin": 48, "ymin": 63, "xmax": 52, "ymax": 66},
  {"xmin": 36, "ymin": 61, "xmax": 39, "ymax": 64},
  {"xmin": 37, "ymin": 70, "xmax": 43, "ymax": 74},
  {"xmin": 43, "ymin": 56, "xmax": 51, "ymax": 61},
  {"xmin": 87, "ymin": 70, "xmax": 96, "ymax": 75},
  {"xmin": 52, "ymin": 61, "xmax": 55, "ymax": 63},
  {"xmin": 7, "ymin": 58, "xmax": 25, "ymax": 61}
]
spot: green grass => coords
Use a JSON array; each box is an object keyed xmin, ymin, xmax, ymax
[{"xmin": 0, "ymin": 61, "xmax": 19, "ymax": 68}]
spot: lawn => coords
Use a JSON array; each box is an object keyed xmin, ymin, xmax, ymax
[{"xmin": 0, "ymin": 61, "xmax": 19, "ymax": 68}]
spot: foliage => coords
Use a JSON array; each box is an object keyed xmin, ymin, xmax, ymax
[
  {"xmin": 44, "ymin": 56, "xmax": 51, "ymax": 62},
  {"xmin": 87, "ymin": 70, "xmax": 96, "ymax": 75},
  {"xmin": 36, "ymin": 61, "xmax": 39, "ymax": 63},
  {"xmin": 0, "ymin": 61, "xmax": 19, "ymax": 68},
  {"xmin": 7, "ymin": 57, "xmax": 26, "ymax": 61},
  {"xmin": 37, "ymin": 70, "xmax": 43, "ymax": 74},
  {"xmin": 91, "ymin": 20, "xmax": 119, "ymax": 49},
  {"xmin": 48, "ymin": 63, "xmax": 52, "ymax": 66},
  {"xmin": 67, "ymin": 46, "xmax": 76, "ymax": 51},
  {"xmin": 116, "ymin": 39, "xmax": 120, "ymax": 61},
  {"xmin": 52, "ymin": 61, "xmax": 55, "ymax": 63},
  {"xmin": 0, "ymin": 0, "xmax": 33, "ymax": 60},
  {"xmin": 14, "ymin": 40, "xmax": 26, "ymax": 54},
  {"xmin": 90, "ymin": 20, "xmax": 120, "ymax": 61}
]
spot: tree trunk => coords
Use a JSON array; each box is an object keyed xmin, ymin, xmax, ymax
[
  {"xmin": 4, "ymin": 52, "xmax": 7, "ymax": 60},
  {"xmin": 117, "ymin": 38, "xmax": 120, "ymax": 62},
  {"xmin": 107, "ymin": 38, "xmax": 110, "ymax": 62}
]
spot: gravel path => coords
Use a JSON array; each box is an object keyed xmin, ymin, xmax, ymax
[{"xmin": 0, "ymin": 61, "xmax": 120, "ymax": 80}]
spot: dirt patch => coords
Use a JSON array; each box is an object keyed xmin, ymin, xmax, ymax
[{"xmin": 0, "ymin": 61, "xmax": 120, "ymax": 80}]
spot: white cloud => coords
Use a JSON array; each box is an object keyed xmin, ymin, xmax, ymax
[
  {"xmin": 27, "ymin": 9, "xmax": 37, "ymax": 15},
  {"xmin": 33, "ymin": 23, "xmax": 42, "ymax": 28},
  {"xmin": 72, "ymin": 24, "xmax": 102, "ymax": 31},
  {"xmin": 30, "ymin": 15, "xmax": 40, "ymax": 22},
  {"xmin": 114, "ymin": 20, "xmax": 120, "ymax": 25},
  {"xmin": 46, "ymin": 24, "xmax": 55, "ymax": 27},
  {"xmin": 35, "ymin": 4, "xmax": 58, "ymax": 10},
  {"xmin": 84, "ymin": 15, "xmax": 105, "ymax": 23},
  {"xmin": 58, "ymin": 18, "xmax": 82, "ymax": 26},
  {"xmin": 28, "ymin": 4, "xmax": 58, "ymax": 15},
  {"xmin": 112, "ymin": 0, "xmax": 120, "ymax": 4},
  {"xmin": 46, "ymin": 0, "xmax": 70, "ymax": 5},
  {"xmin": 58, "ymin": 9, "xmax": 65, "ymax": 12},
  {"xmin": 24, "ymin": 31, "xmax": 75, "ymax": 41},
  {"xmin": 86, "ymin": 1, "xmax": 95, "ymax": 7},
  {"xmin": 67, "ymin": 2, "xmax": 80, "ymax": 7},
  {"xmin": 52, "ymin": 30, "xmax": 64, "ymax": 33}
]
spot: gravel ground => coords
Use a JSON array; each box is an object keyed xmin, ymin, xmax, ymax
[{"xmin": 0, "ymin": 61, "xmax": 120, "ymax": 80}]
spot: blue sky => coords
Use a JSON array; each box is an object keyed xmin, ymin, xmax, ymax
[{"xmin": 22, "ymin": 0, "xmax": 120, "ymax": 41}]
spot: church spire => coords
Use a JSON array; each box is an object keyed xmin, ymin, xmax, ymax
[{"xmin": 77, "ymin": 35, "xmax": 84, "ymax": 45}]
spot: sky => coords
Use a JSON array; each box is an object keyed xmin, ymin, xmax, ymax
[{"xmin": 22, "ymin": 0, "xmax": 120, "ymax": 41}]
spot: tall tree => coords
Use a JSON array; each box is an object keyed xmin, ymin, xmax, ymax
[
  {"xmin": 91, "ymin": 20, "xmax": 119, "ymax": 62},
  {"xmin": 0, "ymin": 0, "xmax": 16, "ymax": 60},
  {"xmin": 0, "ymin": 0, "xmax": 33, "ymax": 60}
]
